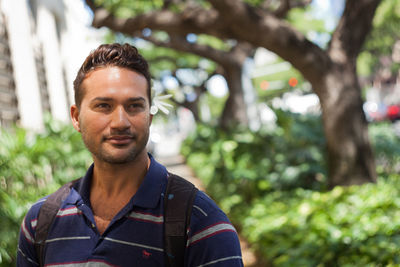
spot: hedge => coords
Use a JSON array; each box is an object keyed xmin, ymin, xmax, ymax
[
  {"xmin": 0, "ymin": 116, "xmax": 91, "ymax": 266},
  {"xmin": 181, "ymin": 111, "xmax": 400, "ymax": 266}
]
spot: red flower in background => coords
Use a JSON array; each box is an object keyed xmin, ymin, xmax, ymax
[
  {"xmin": 289, "ymin": 77, "xmax": 298, "ymax": 87},
  {"xmin": 387, "ymin": 105, "xmax": 400, "ymax": 121}
]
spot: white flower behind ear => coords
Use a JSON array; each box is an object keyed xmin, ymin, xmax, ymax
[{"xmin": 151, "ymin": 92, "xmax": 173, "ymax": 115}]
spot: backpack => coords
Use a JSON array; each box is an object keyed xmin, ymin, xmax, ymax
[{"xmin": 34, "ymin": 173, "xmax": 198, "ymax": 267}]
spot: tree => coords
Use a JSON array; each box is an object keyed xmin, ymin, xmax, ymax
[
  {"xmin": 137, "ymin": 32, "xmax": 254, "ymax": 128},
  {"xmin": 86, "ymin": 1, "xmax": 312, "ymax": 130},
  {"xmin": 148, "ymin": 53, "xmax": 214, "ymax": 122},
  {"xmin": 85, "ymin": 0, "xmax": 381, "ymax": 187}
]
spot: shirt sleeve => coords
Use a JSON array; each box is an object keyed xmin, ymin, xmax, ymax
[
  {"xmin": 17, "ymin": 201, "xmax": 42, "ymax": 267},
  {"xmin": 185, "ymin": 191, "xmax": 243, "ymax": 267}
]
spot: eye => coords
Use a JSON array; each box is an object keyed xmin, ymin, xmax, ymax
[
  {"xmin": 96, "ymin": 103, "xmax": 111, "ymax": 109},
  {"xmin": 128, "ymin": 103, "xmax": 144, "ymax": 110}
]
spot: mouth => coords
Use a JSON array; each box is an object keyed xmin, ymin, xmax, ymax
[{"xmin": 106, "ymin": 135, "xmax": 134, "ymax": 145}]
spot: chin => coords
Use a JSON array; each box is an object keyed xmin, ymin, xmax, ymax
[{"xmin": 100, "ymin": 149, "xmax": 146, "ymax": 164}]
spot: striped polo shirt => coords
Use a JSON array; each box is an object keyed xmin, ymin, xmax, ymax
[{"xmin": 17, "ymin": 155, "xmax": 243, "ymax": 266}]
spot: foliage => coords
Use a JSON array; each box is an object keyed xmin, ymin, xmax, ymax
[
  {"xmin": 0, "ymin": 116, "xmax": 91, "ymax": 266},
  {"xmin": 182, "ymin": 113, "xmax": 400, "ymax": 265},
  {"xmin": 287, "ymin": 6, "xmax": 327, "ymax": 35},
  {"xmin": 239, "ymin": 174, "xmax": 400, "ymax": 266},
  {"xmin": 95, "ymin": 0, "xmax": 164, "ymax": 18},
  {"xmin": 358, "ymin": 0, "xmax": 400, "ymax": 76},
  {"xmin": 196, "ymin": 34, "xmax": 232, "ymax": 52},
  {"xmin": 369, "ymin": 122, "xmax": 400, "ymax": 176},
  {"xmin": 254, "ymin": 62, "xmax": 308, "ymax": 100},
  {"xmin": 365, "ymin": 0, "xmax": 400, "ymax": 56},
  {"xmin": 182, "ymin": 110, "xmax": 327, "ymax": 200}
]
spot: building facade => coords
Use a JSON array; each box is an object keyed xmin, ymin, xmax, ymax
[{"xmin": 0, "ymin": 0, "xmax": 103, "ymax": 130}]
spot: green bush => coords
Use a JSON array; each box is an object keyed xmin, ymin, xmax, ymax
[
  {"xmin": 182, "ymin": 112, "xmax": 400, "ymax": 266},
  {"xmin": 0, "ymin": 116, "xmax": 91, "ymax": 266},
  {"xmin": 239, "ymin": 175, "xmax": 400, "ymax": 266},
  {"xmin": 182, "ymin": 111, "xmax": 327, "ymax": 201},
  {"xmin": 369, "ymin": 122, "xmax": 400, "ymax": 176}
]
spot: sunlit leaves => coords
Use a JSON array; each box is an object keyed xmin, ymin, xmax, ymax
[
  {"xmin": 286, "ymin": 6, "xmax": 326, "ymax": 34},
  {"xmin": 182, "ymin": 115, "xmax": 400, "ymax": 265},
  {"xmin": 366, "ymin": 8, "xmax": 400, "ymax": 54},
  {"xmin": 243, "ymin": 0, "xmax": 266, "ymax": 7},
  {"xmin": 0, "ymin": 116, "xmax": 91, "ymax": 266},
  {"xmin": 196, "ymin": 34, "xmax": 232, "ymax": 51},
  {"xmin": 240, "ymin": 176, "xmax": 400, "ymax": 265},
  {"xmin": 369, "ymin": 122, "xmax": 400, "ymax": 176},
  {"xmin": 358, "ymin": 0, "xmax": 400, "ymax": 76},
  {"xmin": 182, "ymin": 110, "xmax": 327, "ymax": 196},
  {"xmin": 95, "ymin": 0, "xmax": 164, "ymax": 17}
]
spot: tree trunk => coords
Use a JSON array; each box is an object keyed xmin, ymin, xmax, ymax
[
  {"xmin": 318, "ymin": 63, "xmax": 376, "ymax": 188},
  {"xmin": 181, "ymin": 98, "xmax": 201, "ymax": 122},
  {"xmin": 220, "ymin": 65, "xmax": 248, "ymax": 129}
]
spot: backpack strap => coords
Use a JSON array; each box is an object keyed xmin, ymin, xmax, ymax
[
  {"xmin": 164, "ymin": 173, "xmax": 198, "ymax": 267},
  {"xmin": 34, "ymin": 179, "xmax": 80, "ymax": 267}
]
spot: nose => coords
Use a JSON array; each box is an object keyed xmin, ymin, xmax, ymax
[{"xmin": 110, "ymin": 106, "xmax": 130, "ymax": 130}]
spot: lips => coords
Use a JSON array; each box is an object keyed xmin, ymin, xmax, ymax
[{"xmin": 106, "ymin": 135, "xmax": 134, "ymax": 145}]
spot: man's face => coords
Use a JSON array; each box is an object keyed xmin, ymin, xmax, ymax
[{"xmin": 71, "ymin": 66, "xmax": 152, "ymax": 164}]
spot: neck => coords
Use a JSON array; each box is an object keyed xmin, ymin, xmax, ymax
[{"xmin": 91, "ymin": 152, "xmax": 150, "ymax": 198}]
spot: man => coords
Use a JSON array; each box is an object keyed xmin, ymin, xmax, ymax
[{"xmin": 17, "ymin": 43, "xmax": 243, "ymax": 266}]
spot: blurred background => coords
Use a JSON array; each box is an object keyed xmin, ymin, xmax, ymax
[{"xmin": 0, "ymin": 0, "xmax": 400, "ymax": 266}]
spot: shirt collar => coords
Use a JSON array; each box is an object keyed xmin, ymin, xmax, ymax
[
  {"xmin": 68, "ymin": 154, "xmax": 168, "ymax": 209},
  {"xmin": 131, "ymin": 154, "xmax": 167, "ymax": 208}
]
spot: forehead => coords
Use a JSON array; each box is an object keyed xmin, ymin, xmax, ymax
[{"xmin": 81, "ymin": 66, "xmax": 148, "ymax": 100}]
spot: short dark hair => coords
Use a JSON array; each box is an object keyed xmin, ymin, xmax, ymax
[{"xmin": 73, "ymin": 43, "xmax": 152, "ymax": 108}]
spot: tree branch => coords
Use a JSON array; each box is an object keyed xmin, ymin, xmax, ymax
[
  {"xmin": 86, "ymin": 1, "xmax": 223, "ymax": 37},
  {"xmin": 207, "ymin": 0, "xmax": 330, "ymax": 84},
  {"xmin": 87, "ymin": 0, "xmax": 329, "ymax": 85},
  {"xmin": 273, "ymin": 0, "xmax": 290, "ymax": 18},
  {"xmin": 140, "ymin": 33, "xmax": 233, "ymax": 66},
  {"xmin": 85, "ymin": 0, "xmax": 98, "ymax": 11},
  {"xmin": 273, "ymin": 0, "xmax": 312, "ymax": 18},
  {"xmin": 329, "ymin": 0, "xmax": 381, "ymax": 63}
]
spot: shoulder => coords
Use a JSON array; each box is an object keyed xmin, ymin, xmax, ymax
[
  {"xmin": 191, "ymin": 191, "xmax": 226, "ymax": 221},
  {"xmin": 22, "ymin": 197, "xmax": 48, "ymax": 236},
  {"xmin": 185, "ymin": 190, "xmax": 243, "ymax": 266},
  {"xmin": 20, "ymin": 182, "xmax": 80, "ymax": 242},
  {"xmin": 189, "ymin": 191, "xmax": 237, "ymax": 238},
  {"xmin": 18, "ymin": 194, "xmax": 49, "ymax": 262},
  {"xmin": 18, "ymin": 185, "xmax": 81, "ymax": 265}
]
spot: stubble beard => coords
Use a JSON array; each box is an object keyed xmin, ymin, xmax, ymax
[{"xmin": 81, "ymin": 129, "xmax": 150, "ymax": 165}]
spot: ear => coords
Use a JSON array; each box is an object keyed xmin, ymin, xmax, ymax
[{"xmin": 70, "ymin": 105, "xmax": 81, "ymax": 132}]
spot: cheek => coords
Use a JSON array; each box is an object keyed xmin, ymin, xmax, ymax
[
  {"xmin": 80, "ymin": 113, "xmax": 109, "ymax": 133},
  {"xmin": 134, "ymin": 115, "xmax": 151, "ymax": 129}
]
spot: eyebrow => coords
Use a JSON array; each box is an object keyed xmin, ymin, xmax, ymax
[
  {"xmin": 91, "ymin": 97, "xmax": 146, "ymax": 103},
  {"xmin": 91, "ymin": 97, "xmax": 112, "ymax": 103},
  {"xmin": 127, "ymin": 97, "xmax": 146, "ymax": 102}
]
